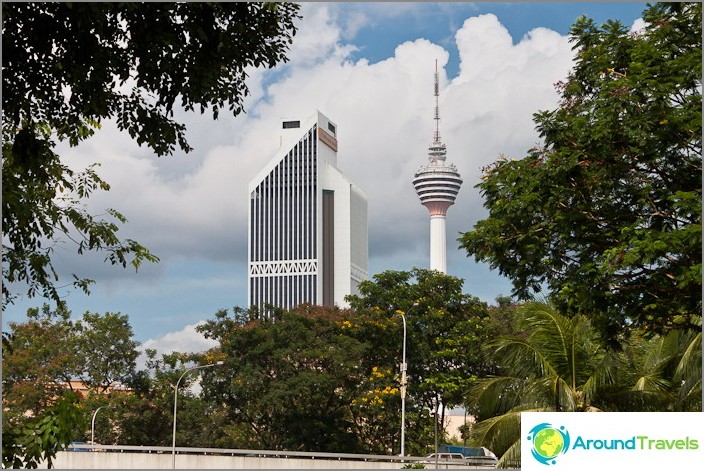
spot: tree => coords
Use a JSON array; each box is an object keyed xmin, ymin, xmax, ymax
[
  {"xmin": 108, "ymin": 349, "xmax": 225, "ymax": 448},
  {"xmin": 2, "ymin": 305, "xmax": 78, "ymax": 420},
  {"xmin": 458, "ymin": 2, "xmax": 701, "ymax": 344},
  {"xmin": 2, "ymin": 306, "xmax": 144, "ymax": 461},
  {"xmin": 72, "ymin": 311, "xmax": 139, "ymax": 394},
  {"xmin": 612, "ymin": 317, "xmax": 702, "ymax": 412},
  {"xmin": 346, "ymin": 268, "xmax": 498, "ymax": 452},
  {"xmin": 93, "ymin": 350, "xmax": 183, "ymax": 447},
  {"xmin": 197, "ymin": 305, "xmax": 370, "ymax": 453},
  {"xmin": 2, "ymin": 2, "xmax": 301, "ymax": 305},
  {"xmin": 467, "ymin": 302, "xmax": 701, "ymax": 467},
  {"xmin": 1, "ymin": 307, "xmax": 90, "ymax": 469},
  {"xmin": 468, "ymin": 302, "xmax": 619, "ymax": 467},
  {"xmin": 2, "ymin": 393, "xmax": 85, "ymax": 469},
  {"xmin": 3, "ymin": 307, "xmax": 140, "ymax": 414}
]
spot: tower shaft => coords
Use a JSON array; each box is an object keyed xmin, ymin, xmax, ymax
[{"xmin": 429, "ymin": 214, "xmax": 447, "ymax": 273}]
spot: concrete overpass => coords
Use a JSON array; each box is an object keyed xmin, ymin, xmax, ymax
[{"xmin": 41, "ymin": 444, "xmax": 499, "ymax": 469}]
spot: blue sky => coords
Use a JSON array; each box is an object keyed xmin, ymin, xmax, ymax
[
  {"xmin": 3, "ymin": 2, "xmax": 649, "ymax": 357},
  {"xmin": 337, "ymin": 2, "xmax": 646, "ymax": 77}
]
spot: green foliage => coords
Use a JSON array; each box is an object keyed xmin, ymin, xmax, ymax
[
  {"xmin": 459, "ymin": 2, "xmax": 702, "ymax": 343},
  {"xmin": 198, "ymin": 305, "xmax": 369, "ymax": 452},
  {"xmin": 611, "ymin": 317, "xmax": 702, "ymax": 412},
  {"xmin": 2, "ymin": 2, "xmax": 300, "ymax": 305},
  {"xmin": 2, "ymin": 393, "xmax": 85, "ymax": 469},
  {"xmin": 102, "ymin": 350, "xmax": 223, "ymax": 447},
  {"xmin": 468, "ymin": 302, "xmax": 702, "ymax": 466},
  {"xmin": 2, "ymin": 306, "xmax": 142, "ymax": 455},
  {"xmin": 73, "ymin": 311, "xmax": 139, "ymax": 393},
  {"xmin": 194, "ymin": 299, "xmax": 470, "ymax": 454},
  {"xmin": 1, "ymin": 139, "xmax": 161, "ymax": 302},
  {"xmin": 345, "ymin": 268, "xmax": 499, "ymax": 455},
  {"xmin": 347, "ymin": 268, "xmax": 498, "ymax": 412},
  {"xmin": 2, "ymin": 2, "xmax": 301, "ymax": 156},
  {"xmin": 2, "ymin": 305, "xmax": 77, "ymax": 419}
]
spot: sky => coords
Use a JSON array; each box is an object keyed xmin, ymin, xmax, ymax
[{"xmin": 3, "ymin": 2, "xmax": 649, "ymax": 365}]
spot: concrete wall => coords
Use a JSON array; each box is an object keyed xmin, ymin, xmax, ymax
[{"xmin": 45, "ymin": 451, "xmax": 410, "ymax": 469}]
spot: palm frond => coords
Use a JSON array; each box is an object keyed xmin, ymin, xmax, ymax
[
  {"xmin": 496, "ymin": 438, "xmax": 522, "ymax": 469},
  {"xmin": 674, "ymin": 330, "xmax": 701, "ymax": 385},
  {"xmin": 469, "ymin": 375, "xmax": 526, "ymax": 418},
  {"xmin": 517, "ymin": 302, "xmax": 600, "ymax": 388},
  {"xmin": 673, "ymin": 329, "xmax": 702, "ymax": 410},
  {"xmin": 470, "ymin": 405, "xmax": 549, "ymax": 465},
  {"xmin": 469, "ymin": 409, "xmax": 521, "ymax": 458},
  {"xmin": 581, "ymin": 354, "xmax": 617, "ymax": 406},
  {"xmin": 493, "ymin": 337, "xmax": 558, "ymax": 379},
  {"xmin": 632, "ymin": 374, "xmax": 672, "ymax": 393}
]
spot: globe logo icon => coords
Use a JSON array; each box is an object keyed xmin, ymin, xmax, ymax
[{"xmin": 527, "ymin": 423, "xmax": 570, "ymax": 465}]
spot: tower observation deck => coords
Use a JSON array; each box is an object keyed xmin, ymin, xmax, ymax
[{"xmin": 412, "ymin": 63, "xmax": 463, "ymax": 273}]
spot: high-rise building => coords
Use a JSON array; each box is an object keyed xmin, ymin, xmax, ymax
[
  {"xmin": 248, "ymin": 111, "xmax": 368, "ymax": 313},
  {"xmin": 412, "ymin": 64, "xmax": 463, "ymax": 273}
]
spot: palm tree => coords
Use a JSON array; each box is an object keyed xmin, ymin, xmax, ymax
[
  {"xmin": 468, "ymin": 302, "xmax": 615, "ymax": 466},
  {"xmin": 615, "ymin": 318, "xmax": 702, "ymax": 412},
  {"xmin": 673, "ymin": 321, "xmax": 702, "ymax": 411},
  {"xmin": 467, "ymin": 303, "xmax": 702, "ymax": 467}
]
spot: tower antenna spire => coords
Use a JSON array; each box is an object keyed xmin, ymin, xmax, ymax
[
  {"xmin": 413, "ymin": 60, "xmax": 462, "ymax": 274},
  {"xmin": 433, "ymin": 59, "xmax": 441, "ymax": 144}
]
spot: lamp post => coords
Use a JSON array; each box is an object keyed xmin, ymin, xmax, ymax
[
  {"xmin": 172, "ymin": 361, "xmax": 224, "ymax": 469},
  {"xmin": 398, "ymin": 302, "xmax": 418, "ymax": 457},
  {"xmin": 90, "ymin": 405, "xmax": 115, "ymax": 446},
  {"xmin": 434, "ymin": 398, "xmax": 440, "ymax": 469}
]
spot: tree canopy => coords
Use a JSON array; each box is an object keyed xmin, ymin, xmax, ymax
[
  {"xmin": 191, "ymin": 269, "xmax": 498, "ymax": 455},
  {"xmin": 459, "ymin": 2, "xmax": 702, "ymax": 343},
  {"xmin": 467, "ymin": 302, "xmax": 701, "ymax": 466},
  {"xmin": 2, "ymin": 306, "xmax": 140, "ymax": 418},
  {"xmin": 197, "ymin": 305, "xmax": 400, "ymax": 453},
  {"xmin": 1, "ymin": 306, "xmax": 141, "ymax": 467},
  {"xmin": 2, "ymin": 2, "xmax": 301, "ymax": 305},
  {"xmin": 346, "ymin": 268, "xmax": 499, "ymax": 444},
  {"xmin": 2, "ymin": 297, "xmax": 699, "ymax": 464}
]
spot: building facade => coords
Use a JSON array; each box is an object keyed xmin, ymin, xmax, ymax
[{"xmin": 248, "ymin": 111, "xmax": 368, "ymax": 313}]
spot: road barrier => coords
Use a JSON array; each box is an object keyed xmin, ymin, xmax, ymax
[{"xmin": 41, "ymin": 444, "xmax": 498, "ymax": 469}]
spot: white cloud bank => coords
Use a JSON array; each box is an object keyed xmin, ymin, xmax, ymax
[
  {"xmin": 11, "ymin": 4, "xmax": 641, "ymax": 341},
  {"xmin": 59, "ymin": 5, "xmax": 574, "ymax": 276},
  {"xmin": 137, "ymin": 322, "xmax": 218, "ymax": 371}
]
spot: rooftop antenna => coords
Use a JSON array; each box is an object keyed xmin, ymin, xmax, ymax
[{"xmin": 433, "ymin": 59, "xmax": 441, "ymax": 144}]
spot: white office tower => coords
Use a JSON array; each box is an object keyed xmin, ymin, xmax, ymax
[
  {"xmin": 412, "ymin": 64, "xmax": 463, "ymax": 273},
  {"xmin": 248, "ymin": 111, "xmax": 368, "ymax": 314}
]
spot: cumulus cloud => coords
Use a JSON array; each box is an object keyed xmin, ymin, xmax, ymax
[
  {"xmin": 630, "ymin": 18, "xmax": 647, "ymax": 33},
  {"xmin": 33, "ymin": 3, "xmax": 581, "ymax": 337},
  {"xmin": 137, "ymin": 322, "xmax": 218, "ymax": 371}
]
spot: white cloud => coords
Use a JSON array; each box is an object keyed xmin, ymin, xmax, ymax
[
  {"xmin": 137, "ymin": 322, "xmax": 218, "ymax": 371},
  {"xmin": 285, "ymin": 4, "xmax": 354, "ymax": 67},
  {"xmin": 39, "ymin": 6, "xmax": 578, "ymax": 340},
  {"xmin": 630, "ymin": 18, "xmax": 646, "ymax": 33},
  {"xmin": 53, "ymin": 5, "xmax": 575, "ymax": 283}
]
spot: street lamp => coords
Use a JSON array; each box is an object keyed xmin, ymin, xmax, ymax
[
  {"xmin": 172, "ymin": 361, "xmax": 224, "ymax": 469},
  {"xmin": 398, "ymin": 302, "xmax": 418, "ymax": 457},
  {"xmin": 90, "ymin": 405, "xmax": 115, "ymax": 446}
]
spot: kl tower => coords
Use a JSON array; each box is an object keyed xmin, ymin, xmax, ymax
[{"xmin": 412, "ymin": 62, "xmax": 463, "ymax": 274}]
